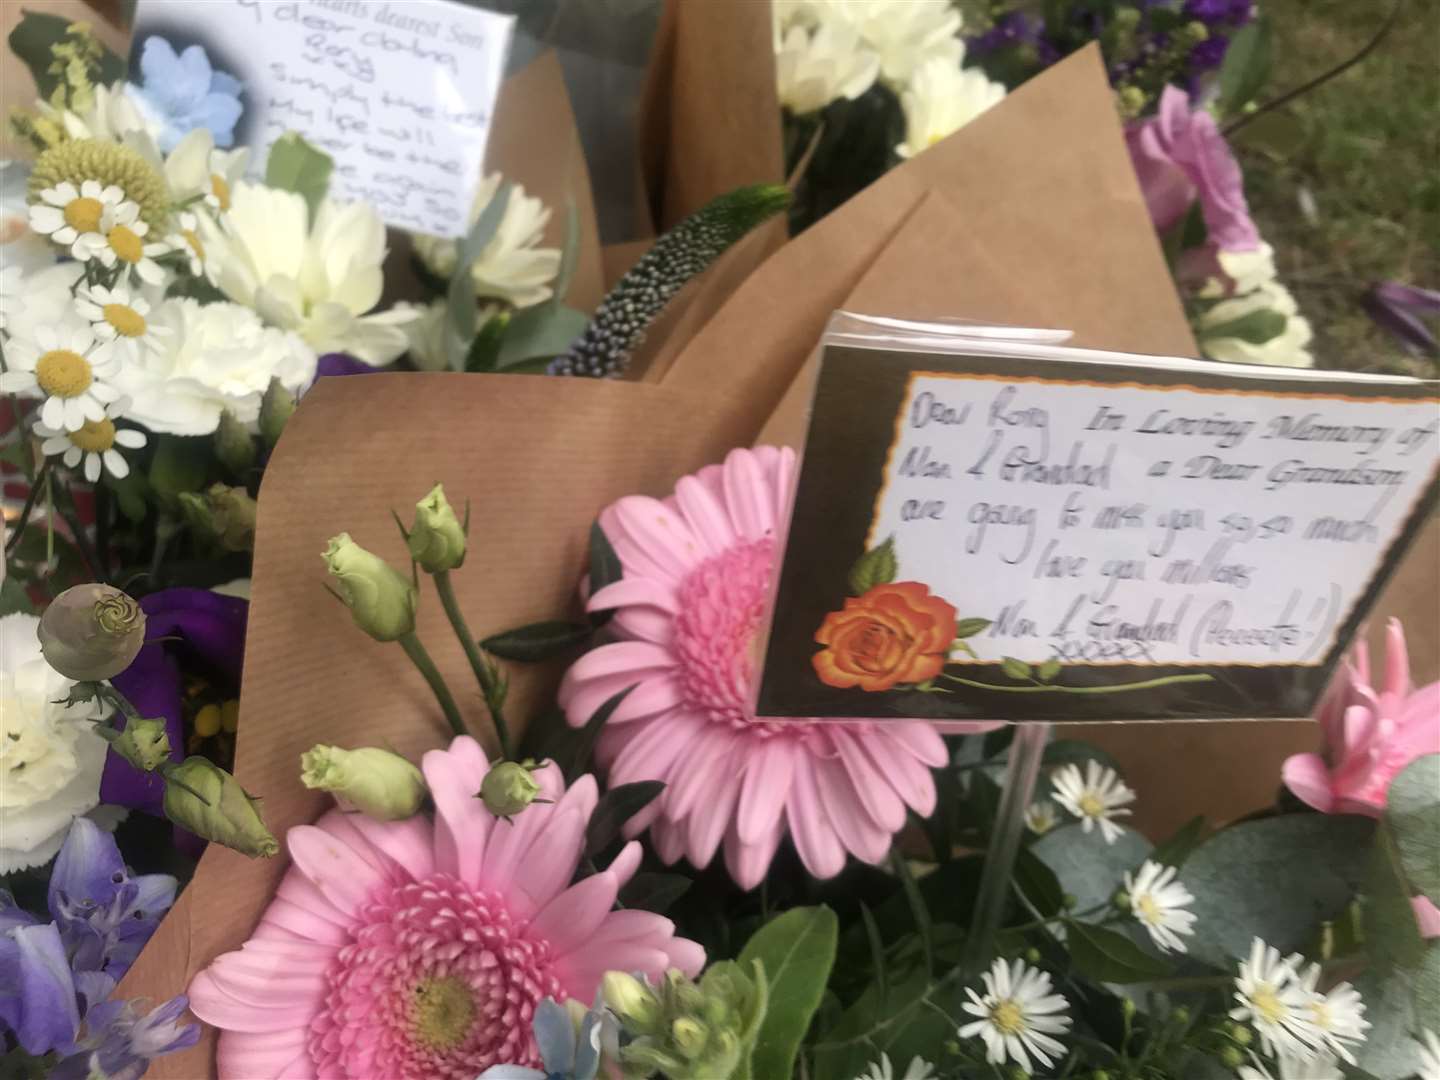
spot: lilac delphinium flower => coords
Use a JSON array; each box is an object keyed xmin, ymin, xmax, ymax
[
  {"xmin": 477, "ymin": 998, "xmax": 613, "ymax": 1080},
  {"xmin": 1363, "ymin": 282, "xmax": 1440, "ymax": 356},
  {"xmin": 314, "ymin": 351, "xmax": 381, "ymax": 379},
  {"xmin": 128, "ymin": 37, "xmax": 243, "ymax": 153},
  {"xmin": 0, "ymin": 819, "xmax": 197, "ymax": 1072}
]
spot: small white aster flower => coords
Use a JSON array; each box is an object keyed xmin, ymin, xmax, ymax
[
  {"xmin": 1417, "ymin": 1029, "xmax": 1440, "ymax": 1080},
  {"xmin": 959, "ymin": 956, "xmax": 1072, "ymax": 1072},
  {"xmin": 855, "ymin": 1053, "xmax": 936, "ymax": 1080},
  {"xmin": 73, "ymin": 285, "xmax": 170, "ymax": 364},
  {"xmin": 35, "ymin": 397, "xmax": 147, "ymax": 482},
  {"xmin": 171, "ymin": 210, "xmax": 210, "ymax": 278},
  {"xmin": 1024, "ymin": 800, "xmax": 1060, "ymax": 835},
  {"xmin": 1229, "ymin": 939, "xmax": 1321, "ymax": 1060},
  {"xmin": 895, "ymin": 57, "xmax": 1006, "ymax": 159},
  {"xmin": 1123, "ymin": 860, "xmax": 1197, "ymax": 954},
  {"xmin": 73, "ymin": 201, "xmax": 170, "ymax": 286},
  {"xmin": 1293, "ymin": 963, "xmax": 1369, "ymax": 1064},
  {"xmin": 1237, "ymin": 1050, "xmax": 1343, "ymax": 1080},
  {"xmin": 28, "ymin": 180, "xmax": 125, "ymax": 248},
  {"xmin": 0, "ymin": 323, "xmax": 123, "ymax": 431},
  {"xmin": 1051, "ymin": 760, "xmax": 1135, "ymax": 843}
]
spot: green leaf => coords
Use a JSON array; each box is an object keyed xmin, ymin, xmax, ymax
[
  {"xmin": 1181, "ymin": 814, "xmax": 1375, "ymax": 968},
  {"xmin": 1198, "ymin": 307, "xmax": 1288, "ymax": 346},
  {"xmin": 1013, "ymin": 848, "xmax": 1065, "ymax": 918},
  {"xmin": 1150, "ymin": 815, "xmax": 1209, "ymax": 869},
  {"xmin": 584, "ymin": 780, "xmax": 664, "ymax": 857},
  {"xmin": 7, "ymin": 11, "xmax": 124, "ymax": 102},
  {"xmin": 1217, "ymin": 14, "xmax": 1273, "ymax": 117},
  {"xmin": 1032, "ymin": 823, "xmax": 1152, "ymax": 915},
  {"xmin": 560, "ymin": 683, "xmax": 635, "ymax": 781},
  {"xmin": 847, "ymin": 535, "xmax": 897, "ymax": 595},
  {"xmin": 462, "ymin": 311, "xmax": 510, "ymax": 373},
  {"xmin": 1416, "ymin": 941, "xmax": 1440, "ymax": 1028},
  {"xmin": 587, "ymin": 522, "xmax": 622, "ymax": 627},
  {"xmin": 147, "ymin": 435, "xmax": 209, "ymax": 502},
  {"xmin": 1042, "ymin": 739, "xmax": 1125, "ymax": 776},
  {"xmin": 618, "ymin": 871, "xmax": 691, "ymax": 914},
  {"xmin": 1387, "ymin": 753, "xmax": 1440, "ymax": 904},
  {"xmin": 955, "ymin": 616, "xmax": 991, "ymax": 640},
  {"xmin": 1001, "ymin": 657, "xmax": 1033, "ymax": 682},
  {"xmin": 737, "ymin": 906, "xmax": 839, "ymax": 1080},
  {"xmin": 1067, "ymin": 921, "xmax": 1173, "ymax": 983},
  {"xmin": 1366, "ymin": 821, "xmax": 1426, "ymax": 969},
  {"xmin": 1352, "ymin": 964, "xmax": 1426, "ymax": 1080},
  {"xmin": 447, "ymin": 183, "xmax": 512, "ymax": 369},
  {"xmin": 859, "ymin": 903, "xmax": 888, "ymax": 1008},
  {"xmin": 1036, "ymin": 657, "xmax": 1062, "ymax": 682},
  {"xmin": 495, "ymin": 304, "xmax": 588, "ymax": 368},
  {"xmin": 264, "ymin": 132, "xmax": 333, "ymax": 222},
  {"xmin": 811, "ymin": 966, "xmax": 954, "ymax": 1080},
  {"xmin": 0, "ymin": 577, "xmax": 35, "ymax": 616},
  {"xmin": 103, "ymin": 469, "xmax": 150, "ymax": 524},
  {"xmin": 480, "ymin": 620, "xmax": 592, "ymax": 662},
  {"xmin": 893, "ymin": 856, "xmax": 932, "ymax": 973}
]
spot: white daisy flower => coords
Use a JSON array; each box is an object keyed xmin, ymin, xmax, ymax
[
  {"xmin": 854, "ymin": 1053, "xmax": 935, "ymax": 1080},
  {"xmin": 959, "ymin": 956, "xmax": 1072, "ymax": 1072},
  {"xmin": 1237, "ymin": 1050, "xmax": 1343, "ymax": 1080},
  {"xmin": 27, "ymin": 180, "xmax": 125, "ymax": 250},
  {"xmin": 773, "ymin": 20, "xmax": 881, "ymax": 115},
  {"xmin": 1229, "ymin": 939, "xmax": 1321, "ymax": 1060},
  {"xmin": 895, "ymin": 57, "xmax": 1006, "ymax": 159},
  {"xmin": 1051, "ymin": 760, "xmax": 1136, "ymax": 843},
  {"xmin": 171, "ymin": 211, "xmax": 210, "ymax": 278},
  {"xmin": 35, "ymin": 397, "xmax": 146, "ymax": 482},
  {"xmin": 1123, "ymin": 860, "xmax": 1198, "ymax": 954},
  {"xmin": 72, "ymin": 201, "xmax": 169, "ymax": 286},
  {"xmin": 1417, "ymin": 1029, "xmax": 1440, "ymax": 1080},
  {"xmin": 1025, "ymin": 800, "xmax": 1060, "ymax": 835},
  {"xmin": 1293, "ymin": 963, "xmax": 1368, "ymax": 1064},
  {"xmin": 0, "ymin": 323, "xmax": 123, "ymax": 432},
  {"xmin": 73, "ymin": 285, "xmax": 171, "ymax": 364}
]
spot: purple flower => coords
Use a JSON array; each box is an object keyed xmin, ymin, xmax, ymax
[
  {"xmin": 1183, "ymin": 0, "xmax": 1233, "ymax": 20},
  {"xmin": 1125, "ymin": 85, "xmax": 1261, "ymax": 251},
  {"xmin": 314, "ymin": 351, "xmax": 380, "ymax": 379},
  {"xmin": 0, "ymin": 819, "xmax": 194, "ymax": 1070},
  {"xmin": 1364, "ymin": 281, "xmax": 1440, "ymax": 355},
  {"xmin": 966, "ymin": 11, "xmax": 1043, "ymax": 57},
  {"xmin": 102, "ymin": 588, "xmax": 247, "ymax": 816},
  {"xmin": 1189, "ymin": 34, "xmax": 1231, "ymax": 72}
]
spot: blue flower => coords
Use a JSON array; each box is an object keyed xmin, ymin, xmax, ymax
[
  {"xmin": 476, "ymin": 998, "xmax": 612, "ymax": 1080},
  {"xmin": 128, "ymin": 36, "xmax": 243, "ymax": 153},
  {"xmin": 0, "ymin": 818, "xmax": 196, "ymax": 1072}
]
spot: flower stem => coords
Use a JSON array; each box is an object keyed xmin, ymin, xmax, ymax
[
  {"xmin": 398, "ymin": 632, "xmax": 466, "ymax": 738},
  {"xmin": 3, "ymin": 458, "xmax": 50, "ymax": 556},
  {"xmin": 432, "ymin": 570, "xmax": 512, "ymax": 758},
  {"xmin": 939, "ymin": 672, "xmax": 1214, "ymax": 694}
]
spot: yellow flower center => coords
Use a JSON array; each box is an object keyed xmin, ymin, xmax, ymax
[
  {"xmin": 35, "ymin": 349, "xmax": 93, "ymax": 398},
  {"xmin": 990, "ymin": 999, "xmax": 1025, "ymax": 1035},
  {"xmin": 1251, "ymin": 986, "xmax": 1288, "ymax": 1025},
  {"xmin": 70, "ymin": 417, "xmax": 116, "ymax": 453},
  {"xmin": 183, "ymin": 228, "xmax": 205, "ymax": 260},
  {"xmin": 1310, "ymin": 999, "xmax": 1333, "ymax": 1030},
  {"xmin": 1136, "ymin": 893, "xmax": 1161, "ymax": 925},
  {"xmin": 412, "ymin": 975, "xmax": 474, "ymax": 1049},
  {"xmin": 1078, "ymin": 793, "xmax": 1105, "ymax": 818},
  {"xmin": 63, "ymin": 196, "xmax": 104, "ymax": 233},
  {"xmin": 211, "ymin": 174, "xmax": 231, "ymax": 211},
  {"xmin": 107, "ymin": 224, "xmax": 144, "ymax": 264},
  {"xmin": 103, "ymin": 303, "xmax": 146, "ymax": 337}
]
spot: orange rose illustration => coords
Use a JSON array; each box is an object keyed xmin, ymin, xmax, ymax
[{"xmin": 812, "ymin": 582, "xmax": 958, "ymax": 692}]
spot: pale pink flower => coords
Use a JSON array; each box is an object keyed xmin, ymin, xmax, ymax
[
  {"xmin": 1282, "ymin": 619, "xmax": 1440, "ymax": 817},
  {"xmin": 187, "ymin": 736, "xmax": 702, "ymax": 1079},
  {"xmin": 1414, "ymin": 896, "xmax": 1440, "ymax": 938},
  {"xmin": 557, "ymin": 446, "xmax": 993, "ymax": 890}
]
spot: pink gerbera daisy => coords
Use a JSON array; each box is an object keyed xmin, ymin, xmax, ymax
[
  {"xmin": 558, "ymin": 446, "xmax": 993, "ymax": 890},
  {"xmin": 188, "ymin": 736, "xmax": 703, "ymax": 1079}
]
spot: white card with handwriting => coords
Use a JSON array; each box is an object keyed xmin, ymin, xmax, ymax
[
  {"xmin": 757, "ymin": 320, "xmax": 1440, "ymax": 723},
  {"xmin": 132, "ymin": 0, "xmax": 515, "ymax": 236}
]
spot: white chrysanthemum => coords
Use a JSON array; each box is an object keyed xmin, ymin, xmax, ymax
[
  {"xmin": 895, "ymin": 57, "xmax": 1006, "ymax": 159},
  {"xmin": 822, "ymin": 0, "xmax": 964, "ymax": 87},
  {"xmin": 1238, "ymin": 1050, "xmax": 1343, "ymax": 1080},
  {"xmin": 35, "ymin": 396, "xmax": 147, "ymax": 482},
  {"xmin": 110, "ymin": 297, "xmax": 317, "ymax": 435},
  {"xmin": 45, "ymin": 80, "xmax": 159, "ymax": 144},
  {"xmin": 412, "ymin": 175, "xmax": 563, "ymax": 309},
  {"xmin": 28, "ymin": 179, "xmax": 126, "ymax": 250},
  {"xmin": 74, "ymin": 283, "xmax": 171, "ymax": 363},
  {"xmin": 959, "ymin": 957, "xmax": 1072, "ymax": 1072},
  {"xmin": 0, "ymin": 261, "xmax": 82, "ymax": 343},
  {"xmin": 1123, "ymin": 860, "xmax": 1198, "ymax": 954},
  {"xmin": 1294, "ymin": 963, "xmax": 1369, "ymax": 1064},
  {"xmin": 774, "ymin": 21, "xmax": 881, "ymax": 115},
  {"xmin": 162, "ymin": 127, "xmax": 248, "ymax": 214},
  {"xmin": 391, "ymin": 298, "xmax": 501, "ymax": 372},
  {"xmin": 2, "ymin": 163, "xmax": 55, "ymax": 312},
  {"xmin": 1051, "ymin": 760, "xmax": 1135, "ymax": 843},
  {"xmin": 0, "ymin": 322, "xmax": 123, "ymax": 431},
  {"xmin": 1417, "ymin": 1029, "xmax": 1440, "ymax": 1080},
  {"xmin": 1025, "ymin": 801, "xmax": 1060, "ymax": 835},
  {"xmin": 71, "ymin": 199, "xmax": 170, "ymax": 286},
  {"xmin": 202, "ymin": 182, "xmax": 414, "ymax": 364},
  {"xmin": 0, "ymin": 613, "xmax": 109, "ymax": 873},
  {"xmin": 855, "ymin": 1053, "xmax": 936, "ymax": 1080},
  {"xmin": 1230, "ymin": 939, "xmax": 1322, "ymax": 1060}
]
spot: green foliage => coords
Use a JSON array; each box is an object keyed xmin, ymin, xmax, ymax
[
  {"xmin": 848, "ymin": 536, "xmax": 898, "ymax": 595},
  {"xmin": 1066, "ymin": 921, "xmax": 1173, "ymax": 983},
  {"xmin": 954, "ymin": 616, "xmax": 991, "ymax": 639},
  {"xmin": 587, "ymin": 522, "xmax": 623, "ymax": 626},
  {"xmin": 1196, "ymin": 307, "xmax": 1289, "ymax": 346},
  {"xmin": 1032, "ymin": 824, "xmax": 1152, "ymax": 915},
  {"xmin": 737, "ymin": 907, "xmax": 839, "ymax": 1080},
  {"xmin": 480, "ymin": 619, "xmax": 592, "ymax": 661},
  {"xmin": 584, "ymin": 781, "xmax": 664, "ymax": 858},
  {"xmin": 1386, "ymin": 754, "xmax": 1440, "ymax": 904},
  {"xmin": 1364, "ymin": 822, "xmax": 1425, "ymax": 969},
  {"xmin": 1001, "ymin": 657, "xmax": 1033, "ymax": 682},
  {"xmin": 494, "ymin": 303, "xmax": 589, "ymax": 369},
  {"xmin": 447, "ymin": 183, "xmax": 512, "ymax": 370},
  {"xmin": 1217, "ymin": 14, "xmax": 1273, "ymax": 116},
  {"xmin": 148, "ymin": 436, "xmax": 210, "ymax": 503},
  {"xmin": 1149, "ymin": 814, "xmax": 1209, "ymax": 869},
  {"xmin": 264, "ymin": 133, "xmax": 333, "ymax": 223},
  {"xmin": 7, "ymin": 10, "xmax": 124, "ymax": 106},
  {"xmin": 810, "ymin": 966, "xmax": 954, "ymax": 1080}
]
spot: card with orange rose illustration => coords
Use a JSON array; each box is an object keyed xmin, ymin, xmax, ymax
[{"xmin": 755, "ymin": 315, "xmax": 1440, "ymax": 723}]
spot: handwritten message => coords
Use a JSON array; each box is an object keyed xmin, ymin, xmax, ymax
[
  {"xmin": 869, "ymin": 374, "xmax": 1439, "ymax": 667},
  {"xmin": 135, "ymin": 0, "xmax": 514, "ymax": 236}
]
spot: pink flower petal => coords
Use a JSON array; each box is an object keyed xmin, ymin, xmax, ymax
[
  {"xmin": 287, "ymin": 825, "xmax": 389, "ymax": 917},
  {"xmin": 588, "ymin": 576, "xmax": 680, "ymax": 614},
  {"xmin": 217, "ymin": 1029, "xmax": 316, "ymax": 1079},
  {"xmin": 342, "ymin": 813, "xmax": 435, "ymax": 883},
  {"xmin": 422, "ymin": 747, "xmax": 490, "ymax": 882},
  {"xmin": 724, "ymin": 809, "xmax": 786, "ymax": 891},
  {"xmin": 673, "ymin": 474, "xmax": 737, "ymax": 556},
  {"xmin": 862, "ymin": 733, "xmax": 938, "ymax": 817},
  {"xmin": 814, "ymin": 755, "xmax": 892, "ymax": 865},
  {"xmin": 735, "ymin": 739, "xmax": 796, "ymax": 845},
  {"xmin": 685, "ymin": 754, "xmax": 743, "ymax": 868},
  {"xmin": 607, "ymin": 496, "xmax": 704, "ymax": 581},
  {"xmin": 530, "ymin": 872, "xmax": 621, "ymax": 956},
  {"xmin": 833, "ymin": 731, "xmax": 906, "ymax": 832},
  {"xmin": 1281, "ymin": 752, "xmax": 1337, "ymax": 812},
  {"xmin": 254, "ymin": 898, "xmax": 350, "ymax": 946},
  {"xmin": 721, "ymin": 448, "xmax": 774, "ymax": 539},
  {"xmin": 787, "ymin": 763, "xmax": 848, "ymax": 879},
  {"xmin": 883, "ymin": 721, "xmax": 950, "ymax": 767}
]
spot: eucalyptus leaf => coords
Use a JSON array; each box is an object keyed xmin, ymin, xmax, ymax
[
  {"xmin": 1032, "ymin": 823, "xmax": 1152, "ymax": 915},
  {"xmin": 584, "ymin": 781, "xmax": 664, "ymax": 857},
  {"xmin": 848, "ymin": 536, "xmax": 897, "ymax": 595},
  {"xmin": 447, "ymin": 183, "xmax": 512, "ymax": 368},
  {"xmin": 1217, "ymin": 15, "xmax": 1273, "ymax": 117},
  {"xmin": 1387, "ymin": 754, "xmax": 1440, "ymax": 904},
  {"xmin": 1150, "ymin": 815, "xmax": 1209, "ymax": 869},
  {"xmin": 1041, "ymin": 739, "xmax": 1125, "ymax": 776},
  {"xmin": 495, "ymin": 304, "xmax": 589, "ymax": 368},
  {"xmin": 264, "ymin": 132, "xmax": 333, "ymax": 222},
  {"xmin": 1013, "ymin": 848, "xmax": 1065, "ymax": 918},
  {"xmin": 1365, "ymin": 822, "xmax": 1426, "ymax": 969},
  {"xmin": 1415, "ymin": 940, "xmax": 1440, "ymax": 1028},
  {"xmin": 811, "ymin": 966, "xmax": 954, "ymax": 1080},
  {"xmin": 481, "ymin": 620, "xmax": 592, "ymax": 662},
  {"xmin": 1351, "ymin": 965, "xmax": 1425, "ymax": 1080},
  {"xmin": 1067, "ymin": 921, "xmax": 1173, "ymax": 983},
  {"xmin": 737, "ymin": 906, "xmax": 839, "ymax": 1080}
]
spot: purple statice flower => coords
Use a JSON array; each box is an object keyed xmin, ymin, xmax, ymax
[
  {"xmin": 1189, "ymin": 34, "xmax": 1231, "ymax": 72},
  {"xmin": 1183, "ymin": 0, "xmax": 1233, "ymax": 20},
  {"xmin": 1364, "ymin": 281, "xmax": 1440, "ymax": 355},
  {"xmin": 0, "ymin": 819, "xmax": 196, "ymax": 1070},
  {"xmin": 314, "ymin": 351, "xmax": 379, "ymax": 379},
  {"xmin": 966, "ymin": 11, "xmax": 1044, "ymax": 57}
]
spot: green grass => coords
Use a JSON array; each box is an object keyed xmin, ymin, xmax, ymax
[{"xmin": 1232, "ymin": 0, "xmax": 1440, "ymax": 376}]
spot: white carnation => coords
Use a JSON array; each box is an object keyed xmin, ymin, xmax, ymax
[
  {"xmin": 774, "ymin": 21, "xmax": 880, "ymax": 115},
  {"xmin": 822, "ymin": 0, "xmax": 964, "ymax": 88},
  {"xmin": 895, "ymin": 57, "xmax": 1006, "ymax": 159}
]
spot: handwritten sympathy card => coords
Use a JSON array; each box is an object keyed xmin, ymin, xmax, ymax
[
  {"xmin": 757, "ymin": 320, "xmax": 1440, "ymax": 723},
  {"xmin": 131, "ymin": 0, "xmax": 515, "ymax": 236}
]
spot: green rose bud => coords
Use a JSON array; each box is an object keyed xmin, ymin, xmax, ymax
[
  {"xmin": 407, "ymin": 483, "xmax": 467, "ymax": 573},
  {"xmin": 478, "ymin": 760, "xmax": 543, "ymax": 819},
  {"xmin": 161, "ymin": 756, "xmax": 279, "ymax": 858},
  {"xmin": 214, "ymin": 409, "xmax": 256, "ymax": 476},
  {"xmin": 670, "ymin": 1017, "xmax": 708, "ymax": 1059},
  {"xmin": 603, "ymin": 971, "xmax": 664, "ymax": 1035},
  {"xmin": 259, "ymin": 377, "xmax": 296, "ymax": 448},
  {"xmin": 37, "ymin": 584, "xmax": 147, "ymax": 680},
  {"xmin": 300, "ymin": 744, "xmax": 426, "ymax": 821},
  {"xmin": 111, "ymin": 715, "xmax": 171, "ymax": 772},
  {"xmin": 323, "ymin": 533, "xmax": 418, "ymax": 642}
]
